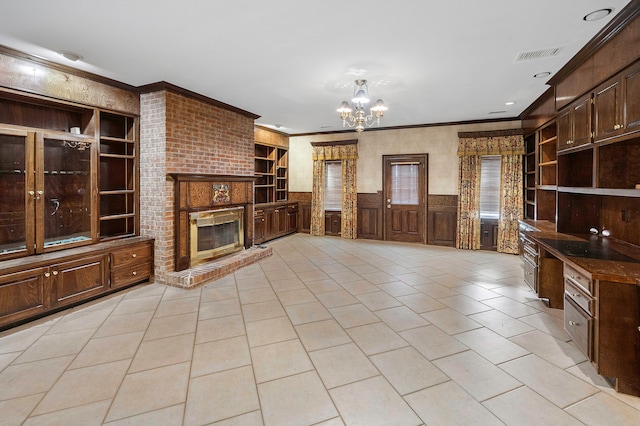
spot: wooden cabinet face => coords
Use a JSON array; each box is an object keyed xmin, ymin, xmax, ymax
[
  {"xmin": 0, "ymin": 267, "xmax": 49, "ymax": 326},
  {"xmin": 556, "ymin": 109, "xmax": 572, "ymax": 151},
  {"xmin": 325, "ymin": 211, "xmax": 341, "ymax": 236},
  {"xmin": 0, "ymin": 129, "xmax": 96, "ymax": 260},
  {"xmin": 557, "ymin": 95, "xmax": 592, "ymax": 152},
  {"xmin": 572, "ymin": 97, "xmax": 592, "ymax": 147},
  {"xmin": 623, "ymin": 63, "xmax": 640, "ymax": 133},
  {"xmin": 52, "ymin": 254, "xmax": 108, "ymax": 307},
  {"xmin": 594, "ymin": 78, "xmax": 621, "ymax": 141}
]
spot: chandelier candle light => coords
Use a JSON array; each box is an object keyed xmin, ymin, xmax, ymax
[{"xmin": 337, "ymin": 79, "xmax": 388, "ymax": 132}]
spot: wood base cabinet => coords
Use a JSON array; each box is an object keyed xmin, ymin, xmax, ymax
[
  {"xmin": 0, "ymin": 237, "xmax": 153, "ymax": 330},
  {"xmin": 254, "ymin": 202, "xmax": 298, "ymax": 244},
  {"xmin": 564, "ymin": 261, "xmax": 640, "ymax": 396}
]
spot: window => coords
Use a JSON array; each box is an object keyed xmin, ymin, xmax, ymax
[
  {"xmin": 391, "ymin": 163, "xmax": 419, "ymax": 205},
  {"xmin": 324, "ymin": 161, "xmax": 342, "ymax": 211},
  {"xmin": 480, "ymin": 155, "xmax": 501, "ymax": 219}
]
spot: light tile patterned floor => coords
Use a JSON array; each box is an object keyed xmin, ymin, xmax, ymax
[{"xmin": 1, "ymin": 233, "xmax": 640, "ymax": 425}]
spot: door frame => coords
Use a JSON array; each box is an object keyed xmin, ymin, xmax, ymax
[{"xmin": 382, "ymin": 153, "xmax": 429, "ymax": 243}]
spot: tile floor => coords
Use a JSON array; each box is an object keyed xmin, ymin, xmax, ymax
[{"xmin": 1, "ymin": 233, "xmax": 640, "ymax": 425}]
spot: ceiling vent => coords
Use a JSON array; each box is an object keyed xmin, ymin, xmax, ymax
[{"xmin": 515, "ymin": 47, "xmax": 563, "ymax": 62}]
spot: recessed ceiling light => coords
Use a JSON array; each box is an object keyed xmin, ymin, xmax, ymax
[
  {"xmin": 534, "ymin": 71, "xmax": 552, "ymax": 78},
  {"xmin": 505, "ymin": 101, "xmax": 516, "ymax": 106},
  {"xmin": 59, "ymin": 51, "xmax": 82, "ymax": 61},
  {"xmin": 583, "ymin": 8, "xmax": 613, "ymax": 21}
]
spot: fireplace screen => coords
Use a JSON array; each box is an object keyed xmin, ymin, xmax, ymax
[{"xmin": 189, "ymin": 207, "xmax": 244, "ymax": 265}]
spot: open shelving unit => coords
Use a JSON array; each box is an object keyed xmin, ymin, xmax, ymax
[
  {"xmin": 254, "ymin": 143, "xmax": 288, "ymax": 204},
  {"xmin": 99, "ymin": 112, "xmax": 137, "ymax": 240}
]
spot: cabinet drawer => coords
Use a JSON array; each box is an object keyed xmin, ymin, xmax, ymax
[
  {"xmin": 564, "ymin": 295, "xmax": 593, "ymax": 360},
  {"xmin": 564, "ymin": 263, "xmax": 592, "ymax": 294},
  {"xmin": 564, "ymin": 278, "xmax": 594, "ymax": 316},
  {"xmin": 111, "ymin": 262, "xmax": 152, "ymax": 289},
  {"xmin": 111, "ymin": 243, "xmax": 152, "ymax": 268},
  {"xmin": 523, "ymin": 259, "xmax": 537, "ymax": 292}
]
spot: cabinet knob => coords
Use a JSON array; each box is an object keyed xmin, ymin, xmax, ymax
[
  {"xmin": 132, "ymin": 271, "xmax": 137, "ymax": 276},
  {"xmin": 569, "ymin": 320, "xmax": 578, "ymax": 326},
  {"xmin": 44, "ymin": 272, "xmax": 50, "ymax": 278},
  {"xmin": 52, "ymin": 271, "xmax": 58, "ymax": 276},
  {"xmin": 132, "ymin": 253, "xmax": 137, "ymax": 258}
]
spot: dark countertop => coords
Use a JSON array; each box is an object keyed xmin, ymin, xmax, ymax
[{"xmin": 523, "ymin": 230, "xmax": 640, "ymax": 285}]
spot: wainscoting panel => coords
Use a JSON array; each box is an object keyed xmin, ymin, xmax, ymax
[
  {"xmin": 428, "ymin": 195, "xmax": 458, "ymax": 247},
  {"xmin": 358, "ymin": 192, "xmax": 383, "ymax": 240}
]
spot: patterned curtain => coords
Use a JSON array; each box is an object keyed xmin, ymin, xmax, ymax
[
  {"xmin": 456, "ymin": 155, "xmax": 481, "ymax": 250},
  {"xmin": 342, "ymin": 158, "xmax": 357, "ymax": 239},
  {"xmin": 497, "ymin": 154, "xmax": 523, "ymax": 254},
  {"xmin": 310, "ymin": 143, "xmax": 358, "ymax": 238},
  {"xmin": 310, "ymin": 157, "xmax": 325, "ymax": 236},
  {"xmin": 456, "ymin": 132, "xmax": 524, "ymax": 251}
]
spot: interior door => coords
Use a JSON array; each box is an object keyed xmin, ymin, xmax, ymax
[{"xmin": 383, "ymin": 154, "xmax": 428, "ymax": 243}]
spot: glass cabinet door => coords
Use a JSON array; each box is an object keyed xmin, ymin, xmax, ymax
[
  {"xmin": 0, "ymin": 129, "xmax": 34, "ymax": 258},
  {"xmin": 36, "ymin": 133, "xmax": 95, "ymax": 252}
]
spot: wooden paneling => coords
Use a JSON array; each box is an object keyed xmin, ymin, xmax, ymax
[
  {"xmin": 553, "ymin": 7, "xmax": 640, "ymax": 111},
  {"xmin": 358, "ymin": 192, "xmax": 383, "ymax": 240},
  {"xmin": 171, "ymin": 174, "xmax": 254, "ymax": 271},
  {"xmin": 0, "ymin": 48, "xmax": 139, "ymax": 115},
  {"xmin": 427, "ymin": 195, "xmax": 457, "ymax": 247},
  {"xmin": 290, "ymin": 192, "xmax": 312, "ymax": 234},
  {"xmin": 254, "ymin": 126, "xmax": 289, "ymax": 148}
]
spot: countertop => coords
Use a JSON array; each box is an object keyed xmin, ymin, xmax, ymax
[{"xmin": 520, "ymin": 222, "xmax": 640, "ymax": 285}]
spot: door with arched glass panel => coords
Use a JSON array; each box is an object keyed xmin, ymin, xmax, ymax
[{"xmin": 383, "ymin": 154, "xmax": 428, "ymax": 243}]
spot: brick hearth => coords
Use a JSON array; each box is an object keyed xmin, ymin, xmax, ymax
[{"xmin": 164, "ymin": 245, "xmax": 272, "ymax": 289}]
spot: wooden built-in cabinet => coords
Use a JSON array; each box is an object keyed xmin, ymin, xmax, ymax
[
  {"xmin": 0, "ymin": 237, "xmax": 153, "ymax": 329},
  {"xmin": 253, "ymin": 202, "xmax": 298, "ymax": 244},
  {"xmin": 557, "ymin": 94, "xmax": 592, "ymax": 152},
  {"xmin": 99, "ymin": 112, "xmax": 138, "ymax": 239},
  {"xmin": 254, "ymin": 128, "xmax": 297, "ymax": 244},
  {"xmin": 324, "ymin": 211, "xmax": 341, "ymax": 236},
  {"xmin": 523, "ymin": 133, "xmax": 536, "ymax": 219},
  {"xmin": 0, "ymin": 88, "xmax": 152, "ymax": 329},
  {"xmin": 593, "ymin": 61, "xmax": 640, "ymax": 143},
  {"xmin": 254, "ymin": 143, "xmax": 288, "ymax": 204},
  {"xmin": 523, "ymin": 120, "xmax": 557, "ymax": 222}
]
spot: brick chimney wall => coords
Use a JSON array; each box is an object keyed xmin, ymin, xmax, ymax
[{"xmin": 139, "ymin": 89, "xmax": 255, "ymax": 284}]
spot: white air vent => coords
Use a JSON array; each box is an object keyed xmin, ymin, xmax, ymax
[{"xmin": 516, "ymin": 47, "xmax": 563, "ymax": 62}]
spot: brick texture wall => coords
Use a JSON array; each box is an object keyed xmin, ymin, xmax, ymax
[{"xmin": 140, "ymin": 89, "xmax": 255, "ymax": 283}]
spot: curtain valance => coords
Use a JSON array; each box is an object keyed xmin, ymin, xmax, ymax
[
  {"xmin": 457, "ymin": 134, "xmax": 525, "ymax": 156},
  {"xmin": 312, "ymin": 143, "xmax": 358, "ymax": 161}
]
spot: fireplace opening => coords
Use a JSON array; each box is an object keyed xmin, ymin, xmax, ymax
[{"xmin": 190, "ymin": 207, "xmax": 244, "ymax": 266}]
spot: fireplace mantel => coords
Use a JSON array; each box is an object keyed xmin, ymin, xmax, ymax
[{"xmin": 170, "ymin": 173, "xmax": 256, "ymax": 271}]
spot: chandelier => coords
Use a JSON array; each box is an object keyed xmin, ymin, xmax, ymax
[{"xmin": 337, "ymin": 79, "xmax": 388, "ymax": 132}]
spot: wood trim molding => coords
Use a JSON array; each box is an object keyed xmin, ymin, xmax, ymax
[
  {"xmin": 137, "ymin": 81, "xmax": 261, "ymax": 120},
  {"xmin": 293, "ymin": 117, "xmax": 518, "ymax": 137},
  {"xmin": 310, "ymin": 139, "xmax": 358, "ymax": 147},
  {"xmin": 0, "ymin": 45, "xmax": 138, "ymax": 92},
  {"xmin": 457, "ymin": 129, "xmax": 525, "ymax": 138}
]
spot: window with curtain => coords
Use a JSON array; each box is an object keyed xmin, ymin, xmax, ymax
[
  {"xmin": 324, "ymin": 161, "xmax": 342, "ymax": 211},
  {"xmin": 480, "ymin": 155, "xmax": 501, "ymax": 219}
]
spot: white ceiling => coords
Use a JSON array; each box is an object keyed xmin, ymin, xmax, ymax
[{"xmin": 0, "ymin": 1, "xmax": 633, "ymax": 135}]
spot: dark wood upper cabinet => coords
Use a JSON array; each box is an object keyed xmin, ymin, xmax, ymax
[
  {"xmin": 558, "ymin": 94, "xmax": 592, "ymax": 153},
  {"xmin": 622, "ymin": 61, "xmax": 640, "ymax": 135}
]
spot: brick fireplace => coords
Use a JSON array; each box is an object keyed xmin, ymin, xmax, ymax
[{"xmin": 138, "ymin": 83, "xmax": 271, "ymax": 287}]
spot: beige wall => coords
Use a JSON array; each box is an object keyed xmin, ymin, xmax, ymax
[{"xmin": 289, "ymin": 120, "xmax": 521, "ymax": 195}]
